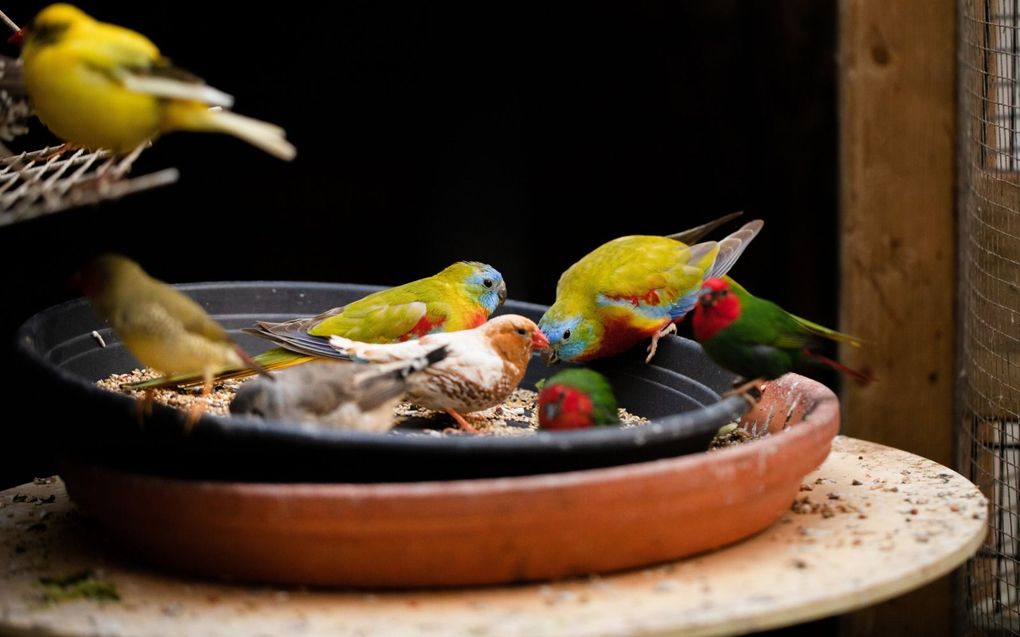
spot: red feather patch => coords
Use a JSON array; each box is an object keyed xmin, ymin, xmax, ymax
[{"xmin": 692, "ymin": 285, "xmax": 741, "ymax": 342}]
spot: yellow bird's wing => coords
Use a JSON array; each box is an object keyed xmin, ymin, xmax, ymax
[
  {"xmin": 559, "ymin": 235, "xmax": 718, "ymax": 305},
  {"xmin": 308, "ymin": 300, "xmax": 428, "ymax": 343},
  {"xmin": 62, "ymin": 23, "xmax": 234, "ymax": 108},
  {"xmin": 136, "ymin": 283, "xmax": 232, "ymax": 345}
]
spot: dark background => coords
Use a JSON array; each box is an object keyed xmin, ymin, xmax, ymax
[{"xmin": 0, "ymin": 1, "xmax": 837, "ymax": 488}]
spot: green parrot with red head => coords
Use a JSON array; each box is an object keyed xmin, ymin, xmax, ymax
[
  {"xmin": 691, "ymin": 278, "xmax": 870, "ymax": 383},
  {"xmin": 537, "ymin": 368, "xmax": 620, "ymax": 430}
]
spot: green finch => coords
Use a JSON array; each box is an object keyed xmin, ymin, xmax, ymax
[
  {"xmin": 78, "ymin": 254, "xmax": 269, "ymax": 422},
  {"xmin": 537, "ymin": 368, "xmax": 619, "ymax": 430},
  {"xmin": 692, "ymin": 278, "xmax": 868, "ymax": 388}
]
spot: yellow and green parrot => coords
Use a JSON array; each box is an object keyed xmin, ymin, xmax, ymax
[
  {"xmin": 127, "ymin": 261, "xmax": 506, "ymax": 390},
  {"xmin": 538, "ymin": 213, "xmax": 762, "ymax": 364}
]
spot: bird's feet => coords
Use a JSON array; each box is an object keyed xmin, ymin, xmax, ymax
[
  {"xmin": 645, "ymin": 322, "xmax": 678, "ymax": 364},
  {"xmin": 40, "ymin": 143, "xmax": 86, "ymax": 161},
  {"xmin": 91, "ymin": 143, "xmax": 146, "ymax": 194},
  {"xmin": 183, "ymin": 403, "xmax": 205, "ymax": 434},
  {"xmin": 444, "ymin": 409, "xmax": 479, "ymax": 434},
  {"xmin": 134, "ymin": 388, "xmax": 155, "ymax": 427},
  {"xmin": 721, "ymin": 378, "xmax": 766, "ymax": 408},
  {"xmin": 182, "ymin": 376, "xmax": 213, "ymax": 434}
]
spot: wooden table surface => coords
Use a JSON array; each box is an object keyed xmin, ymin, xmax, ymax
[{"xmin": 0, "ymin": 436, "xmax": 988, "ymax": 637}]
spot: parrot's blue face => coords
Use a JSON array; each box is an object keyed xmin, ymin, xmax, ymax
[
  {"xmin": 538, "ymin": 311, "xmax": 597, "ymax": 364},
  {"xmin": 464, "ymin": 264, "xmax": 507, "ymax": 314}
]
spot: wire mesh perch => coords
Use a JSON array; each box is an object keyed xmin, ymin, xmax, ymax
[
  {"xmin": 0, "ymin": 144, "xmax": 179, "ymax": 227},
  {"xmin": 0, "ymin": 8, "xmax": 180, "ymax": 227}
]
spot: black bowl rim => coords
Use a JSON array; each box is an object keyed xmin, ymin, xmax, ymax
[{"xmin": 14, "ymin": 280, "xmax": 750, "ymax": 455}]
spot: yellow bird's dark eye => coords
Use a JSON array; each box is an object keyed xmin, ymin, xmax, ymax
[
  {"xmin": 563, "ymin": 329, "xmax": 571, "ymax": 340},
  {"xmin": 516, "ymin": 328, "xmax": 526, "ymax": 335},
  {"xmin": 483, "ymin": 279, "xmax": 493, "ymax": 288}
]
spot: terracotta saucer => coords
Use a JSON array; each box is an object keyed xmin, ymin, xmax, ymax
[{"xmin": 62, "ymin": 374, "xmax": 839, "ymax": 588}]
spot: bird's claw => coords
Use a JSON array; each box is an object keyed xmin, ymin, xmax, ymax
[
  {"xmin": 720, "ymin": 378, "xmax": 766, "ymax": 408},
  {"xmin": 445, "ymin": 409, "xmax": 479, "ymax": 434},
  {"xmin": 645, "ymin": 322, "xmax": 678, "ymax": 364}
]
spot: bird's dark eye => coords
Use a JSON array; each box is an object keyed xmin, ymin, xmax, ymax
[
  {"xmin": 516, "ymin": 328, "xmax": 527, "ymax": 335},
  {"xmin": 483, "ymin": 278, "xmax": 494, "ymax": 288},
  {"xmin": 563, "ymin": 329, "xmax": 571, "ymax": 340}
]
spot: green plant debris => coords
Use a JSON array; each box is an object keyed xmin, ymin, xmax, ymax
[
  {"xmin": 39, "ymin": 570, "xmax": 120, "ymax": 603},
  {"xmin": 11, "ymin": 493, "xmax": 56, "ymax": 504}
]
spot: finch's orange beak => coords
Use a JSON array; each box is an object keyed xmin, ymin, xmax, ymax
[
  {"xmin": 8, "ymin": 28, "xmax": 25, "ymax": 45},
  {"xmin": 532, "ymin": 330, "xmax": 549, "ymax": 350}
]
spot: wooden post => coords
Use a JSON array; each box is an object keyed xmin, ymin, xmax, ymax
[{"xmin": 838, "ymin": 0, "xmax": 956, "ymax": 634}]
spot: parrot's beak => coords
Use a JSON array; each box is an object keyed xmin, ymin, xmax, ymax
[
  {"xmin": 542, "ymin": 347, "xmax": 560, "ymax": 365},
  {"xmin": 540, "ymin": 394, "xmax": 563, "ymax": 424},
  {"xmin": 497, "ymin": 281, "xmax": 507, "ymax": 306},
  {"xmin": 7, "ymin": 28, "xmax": 25, "ymax": 45},
  {"xmin": 531, "ymin": 329, "xmax": 549, "ymax": 350}
]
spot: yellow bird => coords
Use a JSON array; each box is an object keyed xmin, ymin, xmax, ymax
[
  {"xmin": 16, "ymin": 4, "xmax": 295, "ymax": 159},
  {"xmin": 78, "ymin": 254, "xmax": 269, "ymax": 423}
]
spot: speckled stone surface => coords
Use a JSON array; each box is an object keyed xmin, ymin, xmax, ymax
[{"xmin": 0, "ymin": 437, "xmax": 988, "ymax": 637}]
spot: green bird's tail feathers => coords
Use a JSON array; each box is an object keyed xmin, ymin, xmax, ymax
[
  {"xmin": 791, "ymin": 316, "xmax": 863, "ymax": 348},
  {"xmin": 721, "ymin": 276, "xmax": 863, "ymax": 348},
  {"xmin": 812, "ymin": 351, "xmax": 874, "ymax": 383},
  {"xmin": 121, "ymin": 348, "xmax": 313, "ymax": 391}
]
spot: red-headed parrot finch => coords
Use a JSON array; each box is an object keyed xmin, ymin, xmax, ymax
[
  {"xmin": 328, "ymin": 315, "xmax": 548, "ymax": 432},
  {"xmin": 78, "ymin": 254, "xmax": 270, "ymax": 423},
  {"xmin": 538, "ymin": 218, "xmax": 763, "ymax": 365},
  {"xmin": 537, "ymin": 368, "xmax": 619, "ymax": 430},
  {"xmin": 691, "ymin": 278, "xmax": 869, "ymax": 387},
  {"xmin": 126, "ymin": 261, "xmax": 506, "ymax": 391},
  {"xmin": 230, "ymin": 346, "xmax": 448, "ymax": 431}
]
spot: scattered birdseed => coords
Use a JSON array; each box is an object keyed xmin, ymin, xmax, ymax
[
  {"xmin": 97, "ymin": 369, "xmax": 649, "ymax": 436},
  {"xmin": 96, "ymin": 368, "xmax": 248, "ymax": 417},
  {"xmin": 709, "ymin": 423, "xmax": 762, "ymax": 450}
]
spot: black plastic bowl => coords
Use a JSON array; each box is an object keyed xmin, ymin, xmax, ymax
[{"xmin": 15, "ymin": 282, "xmax": 747, "ymax": 482}]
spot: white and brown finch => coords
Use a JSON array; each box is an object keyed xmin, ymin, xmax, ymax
[
  {"xmin": 230, "ymin": 347, "xmax": 448, "ymax": 432},
  {"xmin": 328, "ymin": 314, "xmax": 549, "ymax": 432}
]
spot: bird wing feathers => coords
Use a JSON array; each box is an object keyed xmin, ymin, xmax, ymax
[
  {"xmin": 328, "ymin": 333, "xmax": 439, "ymax": 363},
  {"xmin": 558, "ymin": 236, "xmax": 719, "ymax": 310},
  {"xmin": 706, "ymin": 220, "xmax": 763, "ymax": 280},
  {"xmin": 63, "ymin": 28, "xmax": 234, "ymax": 108},
  {"xmin": 139, "ymin": 282, "xmax": 231, "ymax": 344},
  {"xmin": 310, "ymin": 300, "xmax": 428, "ymax": 342}
]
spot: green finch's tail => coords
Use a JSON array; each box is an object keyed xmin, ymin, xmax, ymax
[
  {"xmin": 791, "ymin": 316, "xmax": 863, "ymax": 348},
  {"xmin": 121, "ymin": 347, "xmax": 313, "ymax": 391},
  {"xmin": 722, "ymin": 276, "xmax": 863, "ymax": 348}
]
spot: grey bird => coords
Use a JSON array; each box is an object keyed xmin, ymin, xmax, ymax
[{"xmin": 230, "ymin": 346, "xmax": 448, "ymax": 431}]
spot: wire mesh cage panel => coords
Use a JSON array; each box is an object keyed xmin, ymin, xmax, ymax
[
  {"xmin": 961, "ymin": 0, "xmax": 1020, "ymax": 633},
  {"xmin": 0, "ymin": 12, "xmax": 179, "ymax": 225}
]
